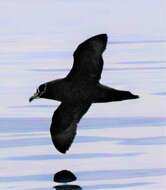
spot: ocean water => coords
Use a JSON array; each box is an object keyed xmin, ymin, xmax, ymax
[{"xmin": 0, "ymin": 1, "xmax": 166, "ymax": 190}]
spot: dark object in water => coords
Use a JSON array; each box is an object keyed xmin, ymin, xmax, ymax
[
  {"xmin": 54, "ymin": 170, "xmax": 77, "ymax": 183},
  {"xmin": 54, "ymin": 185, "xmax": 82, "ymax": 190},
  {"xmin": 29, "ymin": 34, "xmax": 139, "ymax": 154}
]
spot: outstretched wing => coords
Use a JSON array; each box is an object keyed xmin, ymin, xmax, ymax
[
  {"xmin": 66, "ymin": 34, "xmax": 108, "ymax": 82},
  {"xmin": 50, "ymin": 102, "xmax": 91, "ymax": 154}
]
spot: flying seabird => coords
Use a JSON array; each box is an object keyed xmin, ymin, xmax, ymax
[{"xmin": 29, "ymin": 34, "xmax": 139, "ymax": 154}]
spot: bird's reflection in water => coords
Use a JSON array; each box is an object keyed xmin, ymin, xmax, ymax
[
  {"xmin": 53, "ymin": 185, "xmax": 82, "ymax": 190},
  {"xmin": 53, "ymin": 170, "xmax": 82, "ymax": 190}
]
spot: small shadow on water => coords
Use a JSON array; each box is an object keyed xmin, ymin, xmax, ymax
[
  {"xmin": 54, "ymin": 170, "xmax": 77, "ymax": 183},
  {"xmin": 0, "ymin": 168, "xmax": 162, "ymax": 190},
  {"xmin": 53, "ymin": 170, "xmax": 82, "ymax": 190},
  {"xmin": 53, "ymin": 185, "xmax": 82, "ymax": 190},
  {"xmin": 1, "ymin": 168, "xmax": 166, "ymax": 183},
  {"xmin": 52, "ymin": 170, "xmax": 151, "ymax": 190}
]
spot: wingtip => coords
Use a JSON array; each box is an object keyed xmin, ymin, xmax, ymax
[
  {"xmin": 52, "ymin": 139, "xmax": 71, "ymax": 154},
  {"xmin": 94, "ymin": 33, "xmax": 108, "ymax": 44},
  {"xmin": 50, "ymin": 124, "xmax": 77, "ymax": 154},
  {"xmin": 95, "ymin": 33, "xmax": 107, "ymax": 38},
  {"xmin": 100, "ymin": 33, "xmax": 108, "ymax": 39},
  {"xmin": 57, "ymin": 147, "xmax": 68, "ymax": 154}
]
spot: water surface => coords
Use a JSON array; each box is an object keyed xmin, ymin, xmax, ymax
[{"xmin": 0, "ymin": 1, "xmax": 166, "ymax": 190}]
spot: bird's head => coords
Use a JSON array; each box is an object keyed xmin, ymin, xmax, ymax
[{"xmin": 29, "ymin": 83, "xmax": 47, "ymax": 102}]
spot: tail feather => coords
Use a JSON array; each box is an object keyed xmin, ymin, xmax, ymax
[{"xmin": 93, "ymin": 84, "xmax": 139, "ymax": 103}]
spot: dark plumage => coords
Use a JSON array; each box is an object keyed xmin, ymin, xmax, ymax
[{"xmin": 29, "ymin": 34, "xmax": 139, "ymax": 154}]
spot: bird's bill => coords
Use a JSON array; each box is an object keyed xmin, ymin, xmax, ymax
[{"xmin": 29, "ymin": 92, "xmax": 39, "ymax": 102}]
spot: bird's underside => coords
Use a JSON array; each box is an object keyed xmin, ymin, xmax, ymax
[{"xmin": 29, "ymin": 34, "xmax": 139, "ymax": 154}]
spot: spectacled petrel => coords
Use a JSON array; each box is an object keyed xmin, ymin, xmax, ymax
[{"xmin": 29, "ymin": 34, "xmax": 139, "ymax": 154}]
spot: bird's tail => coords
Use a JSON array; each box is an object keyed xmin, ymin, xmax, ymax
[{"xmin": 93, "ymin": 84, "xmax": 139, "ymax": 103}]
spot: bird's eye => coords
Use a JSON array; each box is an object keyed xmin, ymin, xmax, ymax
[{"xmin": 38, "ymin": 84, "xmax": 47, "ymax": 95}]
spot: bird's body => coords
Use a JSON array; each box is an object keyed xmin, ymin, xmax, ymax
[
  {"xmin": 30, "ymin": 34, "xmax": 139, "ymax": 153},
  {"xmin": 42, "ymin": 78, "xmax": 94, "ymax": 103}
]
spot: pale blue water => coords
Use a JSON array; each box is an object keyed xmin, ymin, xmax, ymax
[{"xmin": 0, "ymin": 1, "xmax": 166, "ymax": 190}]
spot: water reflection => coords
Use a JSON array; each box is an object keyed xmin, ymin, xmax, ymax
[
  {"xmin": 1, "ymin": 168, "xmax": 165, "ymax": 182},
  {"xmin": 54, "ymin": 170, "xmax": 77, "ymax": 183},
  {"xmin": 53, "ymin": 185, "xmax": 82, "ymax": 190},
  {"xmin": 53, "ymin": 170, "xmax": 82, "ymax": 190}
]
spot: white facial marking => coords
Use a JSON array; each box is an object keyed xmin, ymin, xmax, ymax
[{"xmin": 39, "ymin": 84, "xmax": 47, "ymax": 96}]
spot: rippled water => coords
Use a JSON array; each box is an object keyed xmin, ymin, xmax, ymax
[{"xmin": 0, "ymin": 1, "xmax": 166, "ymax": 190}]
